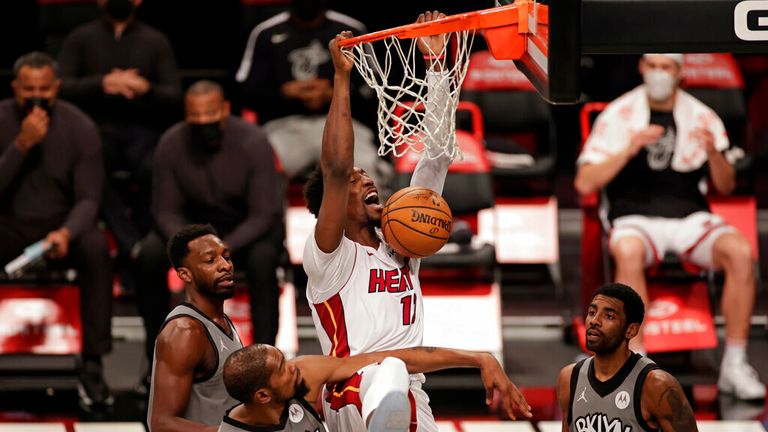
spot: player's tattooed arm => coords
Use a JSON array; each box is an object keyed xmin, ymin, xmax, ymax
[{"xmin": 643, "ymin": 369, "xmax": 698, "ymax": 432}]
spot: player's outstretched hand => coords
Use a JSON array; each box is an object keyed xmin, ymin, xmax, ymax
[
  {"xmin": 329, "ymin": 31, "xmax": 354, "ymax": 74},
  {"xmin": 479, "ymin": 354, "xmax": 533, "ymax": 420},
  {"xmin": 416, "ymin": 11, "xmax": 447, "ymax": 58}
]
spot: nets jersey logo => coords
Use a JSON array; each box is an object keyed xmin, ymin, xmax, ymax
[
  {"xmin": 615, "ymin": 391, "xmax": 630, "ymax": 410},
  {"xmin": 735, "ymin": 1, "xmax": 768, "ymax": 41},
  {"xmin": 573, "ymin": 413, "xmax": 632, "ymax": 432},
  {"xmin": 288, "ymin": 403, "xmax": 304, "ymax": 423}
]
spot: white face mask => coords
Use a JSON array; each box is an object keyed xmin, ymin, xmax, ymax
[{"xmin": 643, "ymin": 70, "xmax": 677, "ymax": 102}]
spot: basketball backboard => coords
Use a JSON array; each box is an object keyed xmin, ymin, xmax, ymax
[
  {"xmin": 496, "ymin": 0, "xmax": 768, "ymax": 104},
  {"xmin": 495, "ymin": 0, "xmax": 581, "ymax": 104}
]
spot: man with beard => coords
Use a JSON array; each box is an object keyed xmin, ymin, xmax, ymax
[
  {"xmin": 301, "ymin": 21, "xmax": 532, "ymax": 432},
  {"xmin": 136, "ymin": 81, "xmax": 283, "ymax": 394},
  {"xmin": 557, "ymin": 283, "xmax": 698, "ymax": 432},
  {"xmin": 219, "ymin": 344, "xmax": 527, "ymax": 432},
  {"xmin": 147, "ymin": 224, "xmax": 243, "ymax": 432}
]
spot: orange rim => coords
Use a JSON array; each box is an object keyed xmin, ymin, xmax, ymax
[{"xmin": 338, "ymin": 1, "xmax": 530, "ymax": 47}]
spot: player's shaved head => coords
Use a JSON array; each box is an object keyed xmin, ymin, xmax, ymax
[{"xmin": 223, "ymin": 344, "xmax": 272, "ymax": 403}]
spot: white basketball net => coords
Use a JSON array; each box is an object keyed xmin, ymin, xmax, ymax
[{"xmin": 346, "ymin": 30, "xmax": 476, "ymax": 160}]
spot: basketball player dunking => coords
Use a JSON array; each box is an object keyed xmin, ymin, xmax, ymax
[
  {"xmin": 557, "ymin": 283, "xmax": 698, "ymax": 432},
  {"xmin": 301, "ymin": 12, "xmax": 531, "ymax": 432}
]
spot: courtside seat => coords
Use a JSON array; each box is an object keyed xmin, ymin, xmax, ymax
[
  {"xmin": 459, "ymin": 52, "xmax": 562, "ymax": 292},
  {"xmin": 391, "ymin": 102, "xmax": 496, "ymax": 273},
  {"xmin": 0, "ymin": 263, "xmax": 82, "ymax": 390},
  {"xmin": 460, "ymin": 50, "xmax": 554, "ymax": 188},
  {"xmin": 577, "ymin": 101, "xmax": 720, "ymax": 355},
  {"xmin": 577, "ymin": 56, "xmax": 757, "ymax": 354}
]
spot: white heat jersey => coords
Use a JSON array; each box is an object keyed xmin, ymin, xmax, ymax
[
  {"xmin": 304, "ymin": 231, "xmax": 423, "ymax": 357},
  {"xmin": 303, "ymin": 71, "xmax": 451, "ymax": 356},
  {"xmin": 302, "ymin": 71, "xmax": 451, "ymax": 432}
]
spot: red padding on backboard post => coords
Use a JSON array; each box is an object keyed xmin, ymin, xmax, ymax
[{"xmin": 0, "ymin": 286, "xmax": 82, "ymax": 354}]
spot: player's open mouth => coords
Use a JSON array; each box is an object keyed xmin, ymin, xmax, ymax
[
  {"xmin": 364, "ymin": 190, "xmax": 382, "ymax": 212},
  {"xmin": 364, "ymin": 190, "xmax": 379, "ymax": 205},
  {"xmin": 586, "ymin": 329, "xmax": 601, "ymax": 341}
]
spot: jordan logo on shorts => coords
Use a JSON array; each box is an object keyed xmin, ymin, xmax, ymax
[{"xmin": 578, "ymin": 387, "xmax": 588, "ymax": 403}]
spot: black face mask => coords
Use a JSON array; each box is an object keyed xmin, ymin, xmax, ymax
[
  {"xmin": 291, "ymin": 0, "xmax": 327, "ymax": 21},
  {"xmin": 105, "ymin": 0, "xmax": 135, "ymax": 21},
  {"xmin": 190, "ymin": 121, "xmax": 223, "ymax": 150},
  {"xmin": 22, "ymin": 97, "xmax": 51, "ymax": 115}
]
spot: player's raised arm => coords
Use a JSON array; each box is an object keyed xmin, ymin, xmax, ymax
[
  {"xmin": 315, "ymin": 32, "xmax": 356, "ymax": 253},
  {"xmin": 410, "ymin": 11, "xmax": 452, "ymax": 196}
]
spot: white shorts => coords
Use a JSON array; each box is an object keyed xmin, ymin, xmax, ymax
[
  {"xmin": 321, "ymin": 365, "xmax": 437, "ymax": 432},
  {"xmin": 609, "ymin": 211, "xmax": 737, "ymax": 269}
]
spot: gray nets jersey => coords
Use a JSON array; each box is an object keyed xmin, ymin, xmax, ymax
[
  {"xmin": 569, "ymin": 353, "xmax": 660, "ymax": 432},
  {"xmin": 219, "ymin": 398, "xmax": 327, "ymax": 432},
  {"xmin": 148, "ymin": 303, "xmax": 243, "ymax": 428}
]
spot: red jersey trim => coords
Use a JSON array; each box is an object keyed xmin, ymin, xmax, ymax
[
  {"xmin": 408, "ymin": 389, "xmax": 418, "ymax": 432},
  {"xmin": 326, "ymin": 373, "xmax": 364, "ymax": 413},
  {"xmin": 315, "ymin": 293, "xmax": 350, "ymax": 358}
]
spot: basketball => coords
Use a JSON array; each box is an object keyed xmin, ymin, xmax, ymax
[{"xmin": 381, "ymin": 186, "xmax": 453, "ymax": 258}]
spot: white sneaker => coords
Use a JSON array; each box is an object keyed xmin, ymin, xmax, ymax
[
  {"xmin": 718, "ymin": 360, "xmax": 766, "ymax": 401},
  {"xmin": 368, "ymin": 391, "xmax": 411, "ymax": 432}
]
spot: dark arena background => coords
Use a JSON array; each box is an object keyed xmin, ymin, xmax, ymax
[{"xmin": 0, "ymin": 0, "xmax": 767, "ymax": 431}]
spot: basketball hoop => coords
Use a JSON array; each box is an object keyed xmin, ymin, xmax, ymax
[{"xmin": 340, "ymin": 1, "xmax": 532, "ymax": 160}]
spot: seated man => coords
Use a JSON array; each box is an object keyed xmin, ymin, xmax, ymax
[
  {"xmin": 575, "ymin": 53, "xmax": 763, "ymax": 400},
  {"xmin": 58, "ymin": 0, "xmax": 182, "ymax": 259},
  {"xmin": 136, "ymin": 81, "xmax": 283, "ymax": 392},
  {"xmin": 220, "ymin": 344, "xmax": 531, "ymax": 432},
  {"xmin": 235, "ymin": 0, "xmax": 392, "ymax": 191},
  {"xmin": 0, "ymin": 52, "xmax": 113, "ymax": 407}
]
